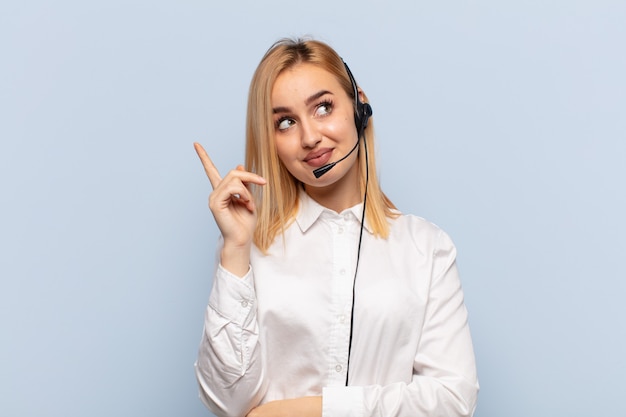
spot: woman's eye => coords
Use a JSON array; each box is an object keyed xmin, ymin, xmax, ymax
[
  {"xmin": 315, "ymin": 102, "xmax": 332, "ymax": 117},
  {"xmin": 277, "ymin": 118, "xmax": 295, "ymax": 131}
]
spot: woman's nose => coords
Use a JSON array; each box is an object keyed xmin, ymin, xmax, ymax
[{"xmin": 300, "ymin": 120, "xmax": 321, "ymax": 148}]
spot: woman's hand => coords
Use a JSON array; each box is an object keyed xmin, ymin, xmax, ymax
[
  {"xmin": 247, "ymin": 397, "xmax": 322, "ymax": 417},
  {"xmin": 194, "ymin": 142, "xmax": 266, "ymax": 276}
]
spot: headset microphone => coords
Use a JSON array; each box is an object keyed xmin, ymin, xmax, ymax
[
  {"xmin": 312, "ymin": 140, "xmax": 360, "ymax": 178},
  {"xmin": 311, "ymin": 62, "xmax": 373, "ymax": 179}
]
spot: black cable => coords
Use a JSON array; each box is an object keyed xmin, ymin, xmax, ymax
[{"xmin": 345, "ymin": 127, "xmax": 369, "ymax": 386}]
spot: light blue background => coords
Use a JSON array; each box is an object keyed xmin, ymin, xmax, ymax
[{"xmin": 1, "ymin": 1, "xmax": 625, "ymax": 416}]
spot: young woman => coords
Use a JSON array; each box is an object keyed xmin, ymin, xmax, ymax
[{"xmin": 194, "ymin": 38, "xmax": 478, "ymax": 417}]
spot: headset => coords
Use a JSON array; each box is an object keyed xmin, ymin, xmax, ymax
[
  {"xmin": 340, "ymin": 60, "xmax": 372, "ymax": 386},
  {"xmin": 345, "ymin": 61, "xmax": 373, "ymax": 141},
  {"xmin": 312, "ymin": 61, "xmax": 372, "ymax": 179}
]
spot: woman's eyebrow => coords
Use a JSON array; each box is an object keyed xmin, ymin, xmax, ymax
[
  {"xmin": 305, "ymin": 90, "xmax": 332, "ymax": 106},
  {"xmin": 272, "ymin": 90, "xmax": 333, "ymax": 114},
  {"xmin": 272, "ymin": 106, "xmax": 290, "ymax": 114}
]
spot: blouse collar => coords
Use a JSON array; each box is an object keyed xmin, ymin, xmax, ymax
[{"xmin": 295, "ymin": 189, "xmax": 373, "ymax": 234}]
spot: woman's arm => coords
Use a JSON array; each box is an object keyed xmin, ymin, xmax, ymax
[
  {"xmin": 194, "ymin": 143, "xmax": 269, "ymax": 417},
  {"xmin": 195, "ymin": 261, "xmax": 268, "ymax": 417}
]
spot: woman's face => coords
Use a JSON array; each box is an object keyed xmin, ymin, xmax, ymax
[{"xmin": 271, "ymin": 63, "xmax": 360, "ymax": 197}]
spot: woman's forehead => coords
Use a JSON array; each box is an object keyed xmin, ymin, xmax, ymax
[{"xmin": 271, "ymin": 63, "xmax": 345, "ymax": 104}]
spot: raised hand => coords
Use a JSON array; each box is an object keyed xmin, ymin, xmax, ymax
[{"xmin": 194, "ymin": 142, "xmax": 266, "ymax": 276}]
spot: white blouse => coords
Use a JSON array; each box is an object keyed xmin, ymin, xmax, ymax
[{"xmin": 195, "ymin": 192, "xmax": 479, "ymax": 417}]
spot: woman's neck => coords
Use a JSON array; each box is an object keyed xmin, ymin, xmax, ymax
[{"xmin": 303, "ymin": 164, "xmax": 362, "ymax": 213}]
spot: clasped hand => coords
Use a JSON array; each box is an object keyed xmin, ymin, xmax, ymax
[{"xmin": 246, "ymin": 397, "xmax": 322, "ymax": 417}]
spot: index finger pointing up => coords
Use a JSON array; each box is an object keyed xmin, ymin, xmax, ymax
[{"xmin": 194, "ymin": 142, "xmax": 222, "ymax": 188}]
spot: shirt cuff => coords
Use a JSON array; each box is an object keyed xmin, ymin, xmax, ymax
[
  {"xmin": 208, "ymin": 263, "xmax": 255, "ymax": 327},
  {"xmin": 323, "ymin": 386, "xmax": 363, "ymax": 417}
]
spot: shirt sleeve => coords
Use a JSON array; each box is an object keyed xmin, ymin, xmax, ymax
[
  {"xmin": 194, "ymin": 262, "xmax": 268, "ymax": 417},
  {"xmin": 322, "ymin": 229, "xmax": 479, "ymax": 417}
]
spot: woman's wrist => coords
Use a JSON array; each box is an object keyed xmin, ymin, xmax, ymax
[{"xmin": 221, "ymin": 242, "xmax": 251, "ymax": 277}]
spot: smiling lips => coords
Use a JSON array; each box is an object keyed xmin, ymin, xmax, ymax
[{"xmin": 304, "ymin": 148, "xmax": 333, "ymax": 167}]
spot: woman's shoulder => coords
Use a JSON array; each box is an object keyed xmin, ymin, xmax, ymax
[
  {"xmin": 386, "ymin": 211, "xmax": 456, "ymax": 252},
  {"xmin": 389, "ymin": 210, "xmax": 442, "ymax": 234}
]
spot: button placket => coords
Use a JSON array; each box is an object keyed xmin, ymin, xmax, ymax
[{"xmin": 326, "ymin": 215, "xmax": 354, "ymax": 384}]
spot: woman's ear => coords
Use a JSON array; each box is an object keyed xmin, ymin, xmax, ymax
[{"xmin": 357, "ymin": 88, "xmax": 367, "ymax": 104}]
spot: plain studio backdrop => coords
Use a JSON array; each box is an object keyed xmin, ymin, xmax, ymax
[{"xmin": 1, "ymin": 1, "xmax": 624, "ymax": 416}]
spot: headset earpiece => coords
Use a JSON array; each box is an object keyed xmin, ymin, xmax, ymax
[{"xmin": 355, "ymin": 101, "xmax": 372, "ymax": 138}]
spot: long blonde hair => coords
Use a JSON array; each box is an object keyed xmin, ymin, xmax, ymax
[{"xmin": 245, "ymin": 38, "xmax": 397, "ymax": 252}]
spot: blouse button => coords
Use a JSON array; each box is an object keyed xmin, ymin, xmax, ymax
[
  {"xmin": 335, "ymin": 364, "xmax": 343, "ymax": 373},
  {"xmin": 338, "ymin": 227, "xmax": 344, "ymax": 234},
  {"xmin": 241, "ymin": 300, "xmax": 249, "ymax": 308}
]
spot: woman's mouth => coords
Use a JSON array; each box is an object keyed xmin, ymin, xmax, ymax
[{"xmin": 304, "ymin": 148, "xmax": 333, "ymax": 167}]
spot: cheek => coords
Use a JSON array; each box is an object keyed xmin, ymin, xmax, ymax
[
  {"xmin": 274, "ymin": 137, "xmax": 298, "ymax": 165},
  {"xmin": 274, "ymin": 136, "xmax": 311, "ymax": 181},
  {"xmin": 323, "ymin": 114, "xmax": 355, "ymax": 138}
]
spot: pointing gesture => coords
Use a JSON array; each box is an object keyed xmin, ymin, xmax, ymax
[
  {"xmin": 195, "ymin": 142, "xmax": 224, "ymax": 189},
  {"xmin": 194, "ymin": 142, "xmax": 266, "ymax": 276}
]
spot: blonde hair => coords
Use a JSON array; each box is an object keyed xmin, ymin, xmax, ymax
[{"xmin": 245, "ymin": 38, "xmax": 397, "ymax": 252}]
